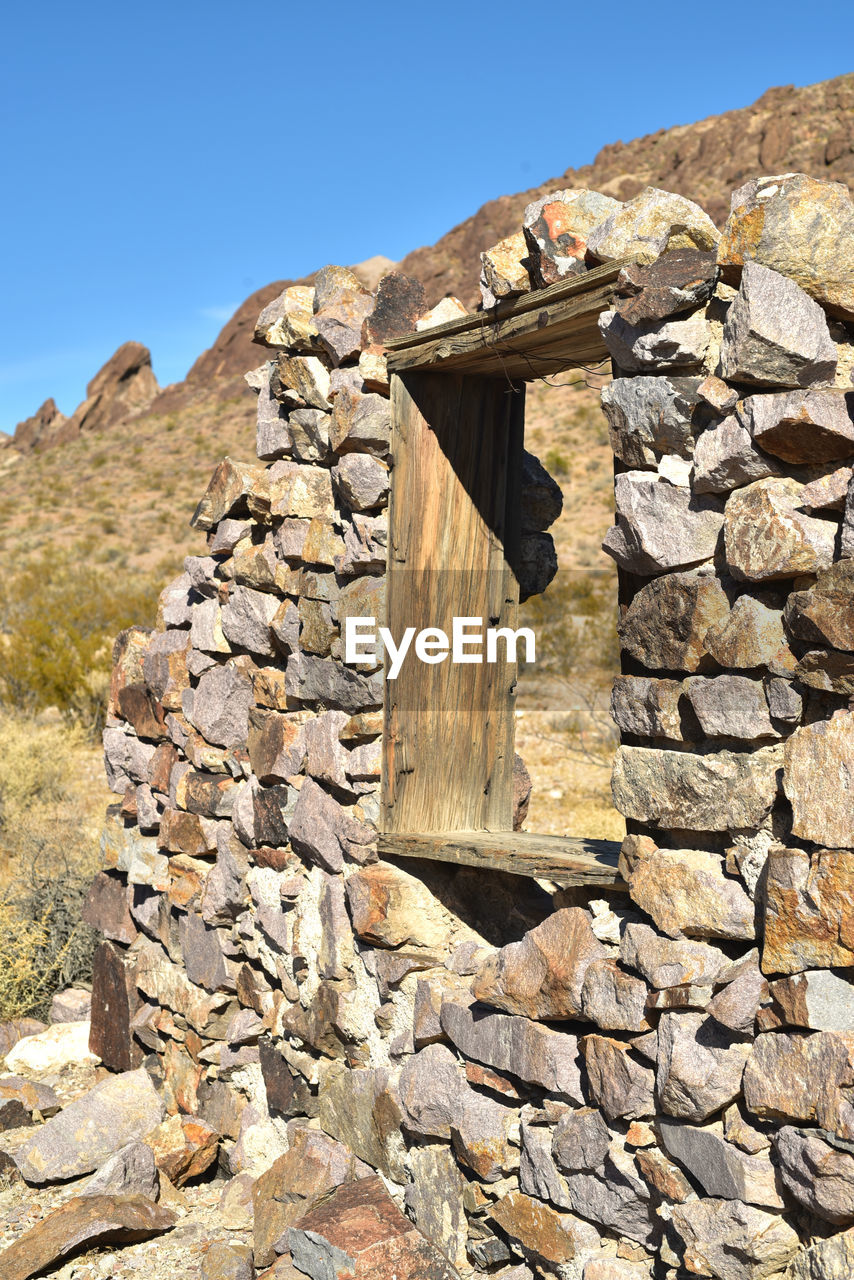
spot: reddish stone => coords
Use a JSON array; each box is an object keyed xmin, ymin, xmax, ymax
[
  {"xmin": 118, "ymin": 684, "xmax": 168, "ymax": 741},
  {"xmin": 89, "ymin": 942, "xmax": 143, "ymax": 1072},
  {"xmin": 81, "ymin": 872, "xmax": 138, "ymax": 945},
  {"xmin": 361, "ymin": 272, "xmax": 428, "ymax": 347}
]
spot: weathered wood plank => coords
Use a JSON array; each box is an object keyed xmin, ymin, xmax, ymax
[
  {"xmin": 381, "ymin": 372, "xmax": 524, "ymax": 833},
  {"xmin": 385, "ymin": 260, "xmax": 631, "ymax": 378},
  {"xmin": 379, "ymin": 830, "xmax": 626, "ymax": 889}
]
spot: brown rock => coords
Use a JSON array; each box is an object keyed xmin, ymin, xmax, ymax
[
  {"xmin": 580, "ymin": 958, "xmax": 651, "ymax": 1032},
  {"xmin": 200, "ymin": 1241, "xmax": 255, "ymax": 1280},
  {"xmin": 707, "ymin": 955, "xmax": 769, "ymax": 1035},
  {"xmin": 66, "ymin": 341, "xmax": 159, "ymax": 436},
  {"xmin": 743, "ymin": 1031, "xmax": 852, "ymax": 1128},
  {"xmin": 635, "ymin": 1146, "xmax": 694, "ymax": 1202},
  {"xmin": 704, "ymin": 594, "xmax": 792, "ymax": 671},
  {"xmin": 0, "ymin": 1194, "xmax": 175, "ymax": 1280},
  {"xmin": 670, "ymin": 1196, "xmax": 799, "ymax": 1279},
  {"xmin": 762, "ymin": 847, "xmax": 854, "ymax": 975},
  {"xmin": 724, "ymin": 477, "xmax": 836, "ymax": 581},
  {"xmin": 620, "ymin": 922, "xmax": 728, "ymax": 988},
  {"xmin": 581, "ymin": 1035, "xmax": 656, "ymax": 1120},
  {"xmin": 144, "ymin": 1113, "xmax": 220, "ymax": 1186},
  {"xmin": 89, "ymin": 940, "xmax": 143, "ymax": 1072},
  {"xmin": 488, "ymin": 1190, "xmax": 600, "ymax": 1270},
  {"xmin": 345, "ymin": 862, "xmax": 448, "ymax": 949},
  {"xmin": 440, "ymin": 995, "xmax": 584, "ymax": 1098},
  {"xmin": 11, "ymin": 396, "xmax": 70, "ymax": 453},
  {"xmin": 312, "ymin": 264, "xmax": 374, "ymax": 366},
  {"xmin": 480, "ymin": 231, "xmax": 531, "ymax": 307},
  {"xmin": 613, "ymin": 248, "xmax": 718, "ymax": 325},
  {"xmin": 81, "ymin": 871, "xmax": 137, "ymax": 945},
  {"xmin": 785, "ymin": 562, "xmax": 854, "ymax": 652},
  {"xmin": 610, "ymin": 676, "xmax": 684, "ymax": 740},
  {"xmin": 253, "ymin": 1126, "xmax": 363, "ymax": 1266},
  {"xmin": 784, "ymin": 713, "xmax": 854, "ymax": 848},
  {"xmin": 744, "ymin": 389, "xmax": 854, "ymax": 464},
  {"xmin": 0, "ymin": 1018, "xmax": 47, "ymax": 1059},
  {"xmin": 657, "ymin": 1011, "xmax": 752, "ymax": 1122},
  {"xmin": 318, "ymin": 1063, "xmax": 406, "ymax": 1180},
  {"xmin": 471, "ymin": 907, "xmax": 606, "ymax": 1020},
  {"xmin": 628, "ymin": 847, "xmax": 757, "ymax": 940},
  {"xmin": 362, "ymin": 272, "xmax": 427, "ymax": 346},
  {"xmin": 773, "ymin": 1126, "xmax": 854, "ymax": 1224},
  {"xmin": 618, "ymin": 571, "xmax": 731, "ymax": 672},
  {"xmin": 767, "ymin": 970, "xmax": 854, "ymax": 1033},
  {"xmin": 288, "ymin": 1174, "xmax": 461, "ymax": 1279},
  {"xmin": 191, "ymin": 457, "xmax": 262, "ymax": 531}
]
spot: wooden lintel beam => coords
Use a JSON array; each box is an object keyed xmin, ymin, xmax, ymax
[{"xmin": 378, "ymin": 830, "xmax": 626, "ymax": 890}]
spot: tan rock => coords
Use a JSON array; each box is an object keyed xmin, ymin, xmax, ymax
[
  {"xmin": 415, "ymin": 296, "xmax": 468, "ymax": 330},
  {"xmin": 0, "ymin": 1194, "xmax": 175, "ymax": 1280},
  {"xmin": 774, "ymin": 1127, "xmax": 854, "ymax": 1225},
  {"xmin": 784, "ymin": 713, "xmax": 854, "ymax": 847},
  {"xmin": 724, "ymin": 477, "xmax": 836, "ymax": 581},
  {"xmin": 488, "ymin": 1190, "xmax": 600, "ymax": 1270},
  {"xmin": 254, "ymin": 285, "xmax": 318, "ymax": 350},
  {"xmin": 620, "ymin": 922, "xmax": 729, "ymax": 988},
  {"xmin": 670, "ymin": 1196, "xmax": 799, "ymax": 1280},
  {"xmin": 580, "ymin": 958, "xmax": 651, "ymax": 1032},
  {"xmin": 762, "ymin": 847, "xmax": 854, "ymax": 975},
  {"xmin": 274, "ymin": 353, "xmax": 331, "ymax": 410},
  {"xmin": 471, "ymin": 907, "xmax": 606, "ymax": 1019},
  {"xmin": 634, "ymin": 1146, "xmax": 694, "ymax": 1202},
  {"xmin": 345, "ymin": 863, "xmax": 449, "ymax": 949},
  {"xmin": 782, "ymin": 1224, "xmax": 854, "ymax": 1277},
  {"xmin": 480, "ymin": 231, "xmax": 531, "ymax": 307},
  {"xmin": 628, "ymin": 848, "xmax": 756, "ymax": 940},
  {"xmin": 717, "ymin": 172, "xmax": 854, "ymax": 322},
  {"xmin": 785, "ymin": 562, "xmax": 854, "ymax": 652},
  {"xmin": 523, "ymin": 188, "xmax": 620, "ymax": 286},
  {"xmin": 743, "ymin": 1030, "xmax": 852, "ymax": 1127},
  {"xmin": 587, "ymin": 186, "xmax": 720, "ymax": 265},
  {"xmin": 768, "ymin": 970, "xmax": 854, "ymax": 1033},
  {"xmin": 191, "ymin": 457, "xmax": 263, "ymax": 531},
  {"xmin": 581, "ymin": 1035, "xmax": 656, "ymax": 1121},
  {"xmin": 704, "ymin": 594, "xmax": 792, "ymax": 671},
  {"xmin": 144, "ymin": 1114, "xmax": 220, "ymax": 1186},
  {"xmin": 618, "ymin": 571, "xmax": 731, "ymax": 672}
]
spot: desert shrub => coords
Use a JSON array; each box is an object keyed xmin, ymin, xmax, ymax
[
  {"xmin": 0, "ymin": 549, "xmax": 159, "ymax": 734},
  {"xmin": 520, "ymin": 569, "xmax": 620, "ymax": 687},
  {"xmin": 544, "ymin": 447, "xmax": 569, "ymax": 478}
]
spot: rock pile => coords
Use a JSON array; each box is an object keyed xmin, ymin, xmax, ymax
[{"xmin": 4, "ymin": 173, "xmax": 854, "ymax": 1280}]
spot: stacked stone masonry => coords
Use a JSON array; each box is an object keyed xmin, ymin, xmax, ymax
[{"xmin": 73, "ymin": 173, "xmax": 854, "ymax": 1280}]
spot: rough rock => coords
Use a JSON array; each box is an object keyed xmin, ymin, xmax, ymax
[
  {"xmin": 471, "ymin": 907, "xmax": 606, "ymax": 1019},
  {"xmin": 49, "ymin": 986, "xmax": 92, "ymax": 1024},
  {"xmin": 398, "ymin": 1043, "xmax": 468, "ymax": 1139},
  {"xmin": 659, "ymin": 1118, "xmax": 784, "ymax": 1207},
  {"xmin": 440, "ymin": 996, "xmax": 584, "ymax": 1098},
  {"xmin": 795, "ymin": 648, "xmax": 854, "ymax": 694},
  {"xmin": 620, "ymin": 923, "xmax": 728, "ymax": 988},
  {"xmin": 345, "ymin": 862, "xmax": 448, "ymax": 949},
  {"xmin": 603, "ymin": 472, "xmax": 723, "ymax": 573},
  {"xmin": 587, "ymin": 187, "xmax": 720, "ymax": 265},
  {"xmin": 785, "ymin": 562, "xmax": 854, "ymax": 652},
  {"xmin": 601, "ymin": 375, "xmax": 700, "ymax": 467},
  {"xmin": 288, "ymin": 777, "xmax": 375, "ymax": 873},
  {"xmin": 15, "ymin": 1068, "xmax": 164, "ymax": 1184},
  {"xmin": 670, "ymin": 1196, "xmax": 799, "ymax": 1280},
  {"xmin": 0, "ymin": 1195, "xmax": 175, "ymax": 1280},
  {"xmin": 684, "ymin": 674, "xmax": 778, "ymax": 739},
  {"xmin": 274, "ymin": 354, "xmax": 331, "ymax": 410},
  {"xmin": 362, "ymin": 271, "xmax": 427, "ymax": 346},
  {"xmin": 450, "ymin": 1087, "xmax": 518, "ymax": 1182},
  {"xmin": 330, "ymin": 389, "xmax": 391, "ymax": 457},
  {"xmin": 191, "ymin": 458, "xmax": 262, "ymax": 531},
  {"xmin": 144, "ymin": 1113, "xmax": 220, "ymax": 1185},
  {"xmin": 200, "ymin": 1242, "xmax": 255, "ymax": 1280},
  {"xmin": 521, "ymin": 449, "xmax": 564, "ymax": 532},
  {"xmin": 717, "ymin": 172, "xmax": 854, "ymax": 322},
  {"xmin": 657, "ymin": 1011, "xmax": 752, "ymax": 1121},
  {"xmin": 784, "ymin": 714, "xmax": 854, "ymax": 847},
  {"xmin": 247, "ymin": 709, "xmax": 306, "ymax": 783},
  {"xmin": 580, "ymin": 958, "xmax": 651, "ymax": 1032},
  {"xmin": 704, "ymin": 595, "xmax": 790, "ymax": 670},
  {"xmin": 0, "ymin": 1076, "xmax": 60, "ymax": 1120},
  {"xmin": 4, "ymin": 1020, "xmax": 98, "ymax": 1074},
  {"xmin": 743, "ymin": 1030, "xmax": 852, "ymax": 1127},
  {"xmin": 743, "ymin": 390, "xmax": 854, "ymax": 463},
  {"xmin": 253, "ymin": 1126, "xmax": 364, "ymax": 1267},
  {"xmin": 10, "ymin": 396, "xmax": 69, "ymax": 453},
  {"xmin": 762, "ymin": 848, "xmax": 854, "ymax": 975},
  {"xmin": 581, "ymin": 1035, "xmax": 656, "ymax": 1120},
  {"xmin": 768, "ymin": 970, "xmax": 854, "ymax": 1033},
  {"xmin": 550, "ymin": 1124, "xmax": 655, "ymax": 1245},
  {"xmin": 707, "ymin": 955, "xmax": 768, "ymax": 1035},
  {"xmin": 480, "ymin": 231, "xmax": 531, "ymax": 307},
  {"xmin": 613, "ymin": 248, "xmax": 718, "ymax": 325},
  {"xmin": 405, "ymin": 1144, "xmax": 468, "ymax": 1272},
  {"xmin": 488, "ymin": 1190, "xmax": 601, "ymax": 1271},
  {"xmin": 318, "ymin": 1063, "xmax": 406, "ymax": 1180},
  {"xmin": 518, "ymin": 531, "xmax": 558, "ymax": 599},
  {"xmin": 82, "ymin": 1142, "xmax": 160, "ymax": 1200},
  {"xmin": 720, "ymin": 261, "xmax": 837, "ymax": 387},
  {"xmin": 724, "ymin": 477, "xmax": 836, "ymax": 581},
  {"xmin": 288, "ymin": 1174, "xmax": 461, "ymax": 1279},
  {"xmin": 612, "ymin": 745, "xmax": 782, "ymax": 836},
  {"xmin": 610, "ymin": 675, "xmax": 684, "ymax": 739},
  {"xmin": 311, "ymin": 268, "xmax": 374, "ymax": 366},
  {"xmin": 618, "ymin": 571, "xmax": 730, "ymax": 672},
  {"xmin": 332, "ymin": 452, "xmax": 389, "ymax": 511},
  {"xmin": 800, "ymin": 465, "xmax": 853, "ymax": 512},
  {"xmin": 523, "ymin": 187, "xmax": 620, "ymax": 285},
  {"xmin": 186, "ymin": 661, "xmax": 253, "ymax": 748},
  {"xmin": 89, "ymin": 939, "xmax": 143, "ymax": 1072},
  {"xmin": 254, "ymin": 284, "xmax": 318, "ymax": 350},
  {"xmin": 693, "ymin": 414, "xmax": 782, "ymax": 494},
  {"xmin": 773, "ymin": 1127, "xmax": 854, "ymax": 1224},
  {"xmin": 782, "ymin": 1228, "xmax": 854, "ymax": 1279},
  {"xmin": 0, "ymin": 1018, "xmax": 47, "ymax": 1060},
  {"xmin": 599, "ymin": 308, "xmax": 710, "ymax": 373}
]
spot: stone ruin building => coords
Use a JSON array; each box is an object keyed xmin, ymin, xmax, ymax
[{"xmin": 15, "ymin": 172, "xmax": 854, "ymax": 1279}]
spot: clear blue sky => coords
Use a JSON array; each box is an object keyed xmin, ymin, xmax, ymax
[{"xmin": 0, "ymin": 1, "xmax": 851, "ymax": 434}]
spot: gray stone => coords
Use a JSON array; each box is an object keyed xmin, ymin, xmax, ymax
[
  {"xmin": 286, "ymin": 653, "xmax": 383, "ymax": 712},
  {"xmin": 552, "ymin": 1108, "xmax": 611, "ymax": 1172},
  {"xmin": 659, "ymin": 1118, "xmax": 784, "ymax": 1208},
  {"xmin": 601, "ymin": 376, "xmax": 700, "ymax": 467},
  {"xmin": 335, "ymin": 513, "xmax": 387, "ymax": 576},
  {"xmin": 440, "ymin": 995, "xmax": 584, "ymax": 1099},
  {"xmin": 765, "ymin": 678, "xmax": 802, "ymax": 724},
  {"xmin": 720, "ymin": 261, "xmax": 837, "ymax": 388},
  {"xmin": 518, "ymin": 531, "xmax": 558, "ymax": 600},
  {"xmin": 620, "ymin": 923, "xmax": 728, "ymax": 988},
  {"xmin": 657, "ymin": 1011, "xmax": 752, "ymax": 1122},
  {"xmin": 785, "ymin": 561, "xmax": 854, "ymax": 652},
  {"xmin": 743, "ymin": 1030, "xmax": 852, "ymax": 1128},
  {"xmin": 332, "ymin": 452, "xmax": 389, "ymax": 512},
  {"xmin": 551, "ymin": 1133, "xmax": 655, "ymax": 1245},
  {"xmin": 684, "ymin": 674, "xmax": 779, "ymax": 739},
  {"xmin": 398, "ymin": 1044, "xmax": 468, "ymax": 1140},
  {"xmin": 15, "ymin": 1068, "xmax": 164, "ymax": 1185},
  {"xmin": 288, "ymin": 777, "xmax": 375, "ymax": 873},
  {"xmin": 724, "ymin": 477, "xmax": 836, "ymax": 581},
  {"xmin": 289, "ymin": 407, "xmax": 331, "ymax": 463},
  {"xmin": 610, "ymin": 676, "xmax": 684, "ymax": 740},
  {"xmin": 743, "ymin": 390, "xmax": 854, "ymax": 464},
  {"xmin": 603, "ymin": 472, "xmax": 723, "ymax": 573},
  {"xmin": 180, "ymin": 912, "xmax": 235, "ymax": 993},
  {"xmin": 185, "ymin": 661, "xmax": 252, "ymax": 749},
  {"xmin": 599, "ymin": 308, "xmax": 710, "ymax": 373},
  {"xmin": 784, "ymin": 714, "xmax": 854, "ymax": 849},
  {"xmin": 618, "ymin": 570, "xmax": 730, "ymax": 672},
  {"xmin": 612, "ymin": 744, "xmax": 782, "ymax": 833},
  {"xmin": 190, "ymin": 597, "xmax": 230, "ymax": 654},
  {"xmin": 581, "ymin": 1036, "xmax": 656, "ymax": 1121},
  {"xmin": 768, "ymin": 970, "xmax": 854, "ymax": 1033},
  {"xmin": 670, "ymin": 1197, "xmax": 799, "ymax": 1280},
  {"xmin": 707, "ymin": 956, "xmax": 768, "ymax": 1035},
  {"xmin": 693, "ymin": 414, "xmax": 782, "ymax": 494},
  {"xmin": 521, "ymin": 449, "xmax": 563, "ymax": 532},
  {"xmin": 81, "ymin": 1142, "xmax": 160, "ymax": 1200},
  {"xmin": 774, "ymin": 1127, "xmax": 854, "ymax": 1224},
  {"xmin": 330, "ymin": 389, "xmax": 390, "ymax": 458},
  {"xmin": 319, "ymin": 1064, "xmax": 406, "ymax": 1180},
  {"xmin": 800, "ymin": 465, "xmax": 853, "ymax": 512},
  {"xmin": 580, "ymin": 959, "xmax": 650, "ymax": 1032},
  {"xmin": 49, "ymin": 988, "xmax": 91, "ymax": 1024},
  {"xmin": 221, "ymin": 586, "xmax": 280, "ymax": 657}
]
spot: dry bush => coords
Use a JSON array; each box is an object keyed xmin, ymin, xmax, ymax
[{"xmin": 0, "ymin": 549, "xmax": 158, "ymax": 734}]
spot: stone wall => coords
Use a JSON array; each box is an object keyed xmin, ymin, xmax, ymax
[{"xmin": 83, "ymin": 173, "xmax": 854, "ymax": 1280}]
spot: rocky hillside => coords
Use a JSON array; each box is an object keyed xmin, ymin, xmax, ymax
[{"xmin": 1, "ymin": 73, "xmax": 852, "ymax": 576}]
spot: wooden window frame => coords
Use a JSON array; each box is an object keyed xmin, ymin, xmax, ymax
[{"xmin": 377, "ymin": 261, "xmax": 633, "ymax": 890}]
